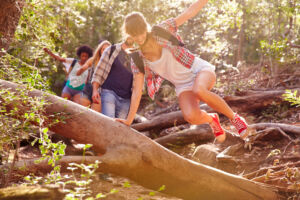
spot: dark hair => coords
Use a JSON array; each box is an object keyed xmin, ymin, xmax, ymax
[{"xmin": 76, "ymin": 45, "xmax": 93, "ymax": 58}]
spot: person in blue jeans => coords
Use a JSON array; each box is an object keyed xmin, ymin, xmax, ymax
[{"xmin": 91, "ymin": 37, "xmax": 142, "ymax": 119}]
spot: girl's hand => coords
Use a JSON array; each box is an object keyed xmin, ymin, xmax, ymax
[
  {"xmin": 77, "ymin": 67, "xmax": 84, "ymax": 76},
  {"xmin": 115, "ymin": 118, "xmax": 131, "ymax": 126},
  {"xmin": 92, "ymin": 90, "xmax": 101, "ymax": 104},
  {"xmin": 43, "ymin": 48, "xmax": 50, "ymax": 53}
]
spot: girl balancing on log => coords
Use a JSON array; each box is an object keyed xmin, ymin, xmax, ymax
[{"xmin": 116, "ymin": 0, "xmax": 249, "ymax": 142}]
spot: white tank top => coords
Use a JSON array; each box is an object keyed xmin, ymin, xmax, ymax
[{"xmin": 148, "ymin": 48, "xmax": 195, "ymax": 87}]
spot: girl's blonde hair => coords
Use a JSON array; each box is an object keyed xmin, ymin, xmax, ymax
[
  {"xmin": 123, "ymin": 12, "xmax": 150, "ymax": 37},
  {"xmin": 92, "ymin": 40, "xmax": 111, "ymax": 67}
]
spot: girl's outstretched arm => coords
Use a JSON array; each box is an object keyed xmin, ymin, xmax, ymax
[
  {"xmin": 77, "ymin": 57, "xmax": 93, "ymax": 75},
  {"xmin": 175, "ymin": 0, "xmax": 209, "ymax": 27},
  {"xmin": 43, "ymin": 48, "xmax": 66, "ymax": 63}
]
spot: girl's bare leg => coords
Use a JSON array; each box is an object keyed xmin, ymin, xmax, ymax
[
  {"xmin": 192, "ymin": 70, "xmax": 234, "ymax": 120},
  {"xmin": 178, "ymin": 91, "xmax": 212, "ymax": 125}
]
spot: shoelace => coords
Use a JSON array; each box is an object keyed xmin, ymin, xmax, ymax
[
  {"xmin": 211, "ymin": 116, "xmax": 222, "ymax": 134},
  {"xmin": 232, "ymin": 116, "xmax": 246, "ymax": 130}
]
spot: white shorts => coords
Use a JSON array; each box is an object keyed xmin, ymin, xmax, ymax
[{"xmin": 175, "ymin": 57, "xmax": 215, "ymax": 96}]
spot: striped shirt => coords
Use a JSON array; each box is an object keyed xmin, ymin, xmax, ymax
[{"xmin": 131, "ymin": 18, "xmax": 196, "ymax": 100}]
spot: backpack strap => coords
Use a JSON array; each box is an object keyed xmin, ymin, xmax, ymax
[
  {"xmin": 130, "ymin": 52, "xmax": 145, "ymax": 74},
  {"xmin": 109, "ymin": 45, "xmax": 116, "ymax": 59},
  {"xmin": 151, "ymin": 25, "xmax": 185, "ymax": 47},
  {"xmin": 71, "ymin": 59, "xmax": 77, "ymax": 68}
]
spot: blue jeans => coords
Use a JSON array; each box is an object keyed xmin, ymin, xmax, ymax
[{"xmin": 101, "ymin": 89, "xmax": 131, "ymax": 119}]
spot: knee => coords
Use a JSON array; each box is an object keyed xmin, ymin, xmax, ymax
[
  {"xmin": 80, "ymin": 98, "xmax": 91, "ymax": 107},
  {"xmin": 62, "ymin": 93, "xmax": 71, "ymax": 100},
  {"xmin": 182, "ymin": 109, "xmax": 204, "ymax": 125},
  {"xmin": 192, "ymin": 85, "xmax": 208, "ymax": 99}
]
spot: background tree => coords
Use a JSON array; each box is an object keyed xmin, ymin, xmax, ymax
[{"xmin": 0, "ymin": 0, "xmax": 25, "ymax": 51}]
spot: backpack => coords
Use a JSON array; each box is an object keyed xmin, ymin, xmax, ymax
[
  {"xmin": 108, "ymin": 44, "xmax": 145, "ymax": 74},
  {"xmin": 151, "ymin": 25, "xmax": 185, "ymax": 47},
  {"xmin": 109, "ymin": 45, "xmax": 116, "ymax": 59}
]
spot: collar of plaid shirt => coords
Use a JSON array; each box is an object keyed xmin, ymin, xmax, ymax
[{"xmin": 91, "ymin": 43, "xmax": 122, "ymax": 88}]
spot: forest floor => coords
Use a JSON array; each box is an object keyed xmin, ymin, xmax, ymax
[{"xmin": 2, "ymin": 64, "xmax": 300, "ymax": 199}]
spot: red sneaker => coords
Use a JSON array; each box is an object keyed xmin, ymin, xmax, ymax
[
  {"xmin": 230, "ymin": 113, "xmax": 248, "ymax": 139},
  {"xmin": 209, "ymin": 113, "xmax": 226, "ymax": 143}
]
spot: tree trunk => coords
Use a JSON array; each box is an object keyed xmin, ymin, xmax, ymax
[
  {"xmin": 0, "ymin": 0, "xmax": 25, "ymax": 51},
  {"xmin": 0, "ymin": 79, "xmax": 279, "ymax": 200},
  {"xmin": 236, "ymin": 0, "xmax": 246, "ymax": 63}
]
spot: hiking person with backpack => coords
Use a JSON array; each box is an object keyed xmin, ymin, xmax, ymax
[
  {"xmin": 77, "ymin": 40, "xmax": 111, "ymax": 112},
  {"xmin": 91, "ymin": 37, "xmax": 144, "ymax": 120},
  {"xmin": 119, "ymin": 0, "xmax": 249, "ymax": 142},
  {"xmin": 44, "ymin": 45, "xmax": 93, "ymax": 103}
]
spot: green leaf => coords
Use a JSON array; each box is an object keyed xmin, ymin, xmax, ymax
[
  {"xmin": 109, "ymin": 189, "xmax": 119, "ymax": 194},
  {"xmin": 31, "ymin": 138, "xmax": 38, "ymax": 146},
  {"xmin": 43, "ymin": 128, "xmax": 48, "ymax": 134},
  {"xmin": 158, "ymin": 185, "xmax": 166, "ymax": 192},
  {"xmin": 149, "ymin": 191, "xmax": 156, "ymax": 196},
  {"xmin": 30, "ymin": 113, "xmax": 35, "ymax": 118},
  {"xmin": 84, "ymin": 144, "xmax": 93, "ymax": 150},
  {"xmin": 96, "ymin": 193, "xmax": 106, "ymax": 199},
  {"xmin": 123, "ymin": 181, "xmax": 131, "ymax": 188}
]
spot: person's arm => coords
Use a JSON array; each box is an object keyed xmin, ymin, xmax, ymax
[
  {"xmin": 175, "ymin": 0, "xmax": 209, "ymax": 27},
  {"xmin": 43, "ymin": 48, "xmax": 66, "ymax": 63},
  {"xmin": 92, "ymin": 82, "xmax": 101, "ymax": 104},
  {"xmin": 77, "ymin": 57, "xmax": 93, "ymax": 76},
  {"xmin": 116, "ymin": 72, "xmax": 144, "ymax": 126}
]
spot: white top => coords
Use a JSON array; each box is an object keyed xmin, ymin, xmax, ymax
[
  {"xmin": 148, "ymin": 48, "xmax": 196, "ymax": 87},
  {"xmin": 63, "ymin": 58, "xmax": 88, "ymax": 88},
  {"xmin": 62, "ymin": 58, "xmax": 73, "ymax": 72}
]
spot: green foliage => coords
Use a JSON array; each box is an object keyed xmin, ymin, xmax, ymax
[
  {"xmin": 3, "ymin": 0, "xmax": 299, "ymax": 95},
  {"xmin": 64, "ymin": 159, "xmax": 100, "ymax": 200},
  {"xmin": 260, "ymin": 39, "xmax": 289, "ymax": 62},
  {"xmin": 0, "ymin": 86, "xmax": 52, "ymax": 161},
  {"xmin": 283, "ymin": 90, "xmax": 300, "ymax": 107}
]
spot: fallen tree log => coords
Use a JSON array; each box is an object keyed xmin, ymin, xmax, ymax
[
  {"xmin": 155, "ymin": 124, "xmax": 243, "ymax": 147},
  {"xmin": 0, "ymin": 79, "xmax": 279, "ymax": 200},
  {"xmin": 131, "ymin": 111, "xmax": 186, "ymax": 132},
  {"xmin": 224, "ymin": 88, "xmax": 300, "ymax": 112},
  {"xmin": 132, "ymin": 105, "xmax": 213, "ymax": 132},
  {"xmin": 249, "ymin": 123, "xmax": 300, "ymax": 136},
  {"xmin": 155, "ymin": 124, "xmax": 214, "ymax": 146}
]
